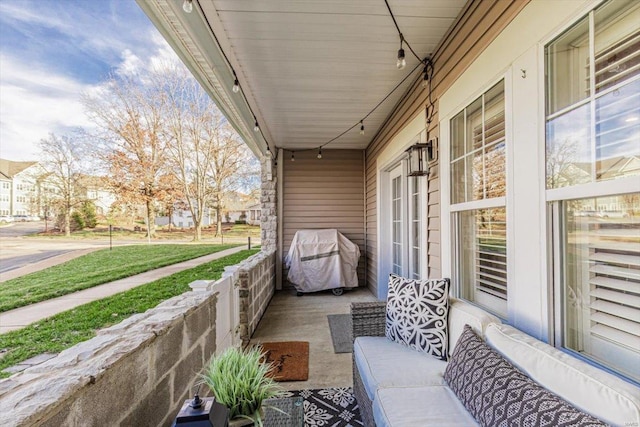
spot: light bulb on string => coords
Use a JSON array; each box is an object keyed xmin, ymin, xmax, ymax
[
  {"xmin": 291, "ymin": 152, "xmax": 295, "ymax": 162},
  {"xmin": 360, "ymin": 121, "xmax": 365, "ymax": 136},
  {"xmin": 254, "ymin": 120, "xmax": 259, "ymax": 132},
  {"xmin": 232, "ymin": 79, "xmax": 240, "ymax": 93},
  {"xmin": 421, "ymin": 66, "xmax": 429, "ymax": 88},
  {"xmin": 396, "ymin": 48, "xmax": 406, "ymax": 70},
  {"xmin": 182, "ymin": 0, "xmax": 193, "ymax": 13},
  {"xmin": 317, "ymin": 148, "xmax": 322, "ymax": 159}
]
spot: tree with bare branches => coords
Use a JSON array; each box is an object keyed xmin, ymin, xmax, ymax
[
  {"xmin": 83, "ymin": 73, "xmax": 171, "ymax": 238},
  {"xmin": 162, "ymin": 66, "xmax": 259, "ymax": 240},
  {"xmin": 37, "ymin": 132, "xmax": 88, "ymax": 236}
]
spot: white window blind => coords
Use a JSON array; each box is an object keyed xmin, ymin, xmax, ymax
[{"xmin": 588, "ymin": 241, "xmax": 640, "ymax": 349}]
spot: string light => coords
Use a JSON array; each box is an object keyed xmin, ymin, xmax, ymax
[
  {"xmin": 182, "ymin": 0, "xmax": 193, "ymax": 13},
  {"xmin": 397, "ymin": 36, "xmax": 406, "ymax": 70},
  {"xmin": 199, "ymin": 0, "xmax": 430, "ymax": 165}
]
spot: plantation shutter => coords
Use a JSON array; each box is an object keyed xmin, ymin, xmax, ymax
[{"xmin": 589, "ymin": 241, "xmax": 640, "ymax": 350}]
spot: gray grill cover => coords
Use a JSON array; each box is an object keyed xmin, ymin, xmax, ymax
[{"xmin": 285, "ymin": 229, "xmax": 360, "ymax": 292}]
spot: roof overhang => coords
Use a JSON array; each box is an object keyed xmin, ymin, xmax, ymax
[{"xmin": 137, "ymin": 0, "xmax": 466, "ymax": 157}]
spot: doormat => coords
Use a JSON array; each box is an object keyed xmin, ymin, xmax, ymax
[
  {"xmin": 327, "ymin": 314, "xmax": 353, "ymax": 353},
  {"xmin": 260, "ymin": 341, "xmax": 309, "ymax": 382}
]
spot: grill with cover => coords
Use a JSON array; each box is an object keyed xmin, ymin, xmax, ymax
[{"xmin": 285, "ymin": 229, "xmax": 360, "ymax": 295}]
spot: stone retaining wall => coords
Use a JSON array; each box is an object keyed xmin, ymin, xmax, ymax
[
  {"xmin": 0, "ymin": 290, "xmax": 219, "ymax": 427},
  {"xmin": 237, "ymin": 249, "xmax": 276, "ymax": 345}
]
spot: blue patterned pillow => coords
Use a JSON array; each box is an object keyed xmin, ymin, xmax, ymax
[
  {"xmin": 444, "ymin": 325, "xmax": 607, "ymax": 427},
  {"xmin": 385, "ymin": 274, "xmax": 449, "ymax": 361}
]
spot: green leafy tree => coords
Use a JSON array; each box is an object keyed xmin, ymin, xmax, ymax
[{"xmin": 81, "ymin": 201, "xmax": 98, "ymax": 228}]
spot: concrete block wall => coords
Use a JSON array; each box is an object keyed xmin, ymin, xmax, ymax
[
  {"xmin": 0, "ymin": 290, "xmax": 219, "ymax": 427},
  {"xmin": 238, "ymin": 249, "xmax": 276, "ymax": 345}
]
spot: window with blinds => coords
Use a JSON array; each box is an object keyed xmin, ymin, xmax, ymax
[
  {"xmin": 561, "ymin": 196, "xmax": 639, "ymax": 381},
  {"xmin": 546, "ymin": 0, "xmax": 640, "ymax": 382},
  {"xmin": 451, "ymin": 80, "xmax": 508, "ymax": 318}
]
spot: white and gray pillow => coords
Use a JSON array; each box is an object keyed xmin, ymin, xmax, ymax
[
  {"xmin": 385, "ymin": 274, "xmax": 449, "ymax": 361},
  {"xmin": 444, "ymin": 325, "xmax": 607, "ymax": 427}
]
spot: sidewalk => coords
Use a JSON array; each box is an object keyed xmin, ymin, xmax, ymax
[{"xmin": 0, "ymin": 246, "xmax": 246, "ymax": 334}]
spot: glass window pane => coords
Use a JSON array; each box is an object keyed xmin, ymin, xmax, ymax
[
  {"xmin": 450, "ymin": 81, "xmax": 505, "ymax": 204},
  {"xmin": 545, "ymin": 16, "xmax": 590, "ymax": 115},
  {"xmin": 561, "ymin": 193, "xmax": 640, "ymax": 381},
  {"xmin": 466, "ymin": 98, "xmax": 483, "ymax": 153},
  {"xmin": 594, "ymin": 1, "xmax": 640, "ymax": 94},
  {"xmin": 546, "ymin": 103, "xmax": 592, "ymax": 188},
  {"xmin": 485, "ymin": 141, "xmax": 506, "ymax": 198},
  {"xmin": 451, "ymin": 111, "xmax": 465, "ymax": 160},
  {"xmin": 472, "ymin": 147, "xmax": 484, "ymax": 201},
  {"xmin": 457, "ymin": 207, "xmax": 508, "ymax": 318},
  {"xmin": 451, "ymin": 158, "xmax": 466, "ymax": 204},
  {"xmin": 596, "ymin": 79, "xmax": 640, "ymax": 181}
]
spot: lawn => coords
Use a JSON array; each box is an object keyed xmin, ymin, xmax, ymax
[
  {"xmin": 0, "ymin": 248, "xmax": 259, "ymax": 378},
  {"xmin": 0, "ymin": 244, "xmax": 240, "ymax": 313},
  {"xmin": 31, "ymin": 223, "xmax": 261, "ymax": 241}
]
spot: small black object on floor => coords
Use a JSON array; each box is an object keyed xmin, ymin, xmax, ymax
[{"xmin": 280, "ymin": 387, "xmax": 363, "ymax": 427}]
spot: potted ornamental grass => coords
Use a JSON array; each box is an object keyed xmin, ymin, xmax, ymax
[{"xmin": 200, "ymin": 346, "xmax": 283, "ymax": 426}]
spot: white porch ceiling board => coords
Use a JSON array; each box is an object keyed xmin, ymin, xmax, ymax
[{"xmin": 203, "ymin": 0, "xmax": 465, "ymax": 150}]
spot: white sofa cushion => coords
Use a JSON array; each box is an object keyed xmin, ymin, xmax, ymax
[
  {"xmin": 447, "ymin": 298, "xmax": 501, "ymax": 355},
  {"xmin": 486, "ymin": 323, "xmax": 640, "ymax": 427},
  {"xmin": 353, "ymin": 336, "xmax": 447, "ymax": 401},
  {"xmin": 373, "ymin": 385, "xmax": 479, "ymax": 427},
  {"xmin": 385, "ymin": 275, "xmax": 450, "ymax": 360}
]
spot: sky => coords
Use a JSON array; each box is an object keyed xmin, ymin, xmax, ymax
[{"xmin": 0, "ymin": 0, "xmax": 177, "ymax": 161}]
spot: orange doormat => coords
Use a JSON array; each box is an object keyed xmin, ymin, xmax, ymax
[{"xmin": 259, "ymin": 341, "xmax": 309, "ymax": 382}]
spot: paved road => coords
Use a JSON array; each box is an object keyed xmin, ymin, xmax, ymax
[
  {"xmin": 0, "ymin": 222, "xmax": 110, "ymax": 275},
  {"xmin": 0, "ymin": 220, "xmax": 46, "ymax": 237}
]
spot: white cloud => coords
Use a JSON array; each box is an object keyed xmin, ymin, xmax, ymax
[
  {"xmin": 0, "ymin": 1, "xmax": 184, "ymax": 162},
  {"xmin": 0, "ymin": 55, "xmax": 95, "ymax": 161},
  {"xmin": 115, "ymin": 49, "xmax": 145, "ymax": 77}
]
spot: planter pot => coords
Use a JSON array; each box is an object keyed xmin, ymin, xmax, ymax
[
  {"xmin": 229, "ymin": 417, "xmax": 253, "ymax": 427},
  {"xmin": 228, "ymin": 408, "xmax": 264, "ymax": 427}
]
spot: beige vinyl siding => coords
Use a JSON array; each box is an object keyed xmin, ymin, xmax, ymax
[
  {"xmin": 364, "ymin": 0, "xmax": 529, "ymax": 292},
  {"xmin": 282, "ymin": 149, "xmax": 365, "ymax": 287}
]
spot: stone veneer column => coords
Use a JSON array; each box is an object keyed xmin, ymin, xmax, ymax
[{"xmin": 260, "ymin": 152, "xmax": 277, "ymax": 252}]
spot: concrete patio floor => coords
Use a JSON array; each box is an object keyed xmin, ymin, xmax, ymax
[{"xmin": 250, "ymin": 287, "xmax": 377, "ymax": 391}]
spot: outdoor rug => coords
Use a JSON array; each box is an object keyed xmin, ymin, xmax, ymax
[
  {"xmin": 281, "ymin": 387, "xmax": 363, "ymax": 427},
  {"xmin": 260, "ymin": 341, "xmax": 309, "ymax": 381},
  {"xmin": 327, "ymin": 314, "xmax": 353, "ymax": 353}
]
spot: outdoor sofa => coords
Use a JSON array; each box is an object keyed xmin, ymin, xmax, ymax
[{"xmin": 351, "ymin": 277, "xmax": 640, "ymax": 427}]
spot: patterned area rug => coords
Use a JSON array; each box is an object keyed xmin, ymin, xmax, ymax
[{"xmin": 281, "ymin": 388, "xmax": 363, "ymax": 427}]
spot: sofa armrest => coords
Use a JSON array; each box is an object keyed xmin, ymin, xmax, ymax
[{"xmin": 351, "ymin": 301, "xmax": 386, "ymax": 339}]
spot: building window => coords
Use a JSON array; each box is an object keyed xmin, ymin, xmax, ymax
[
  {"xmin": 1, "ymin": 182, "xmax": 9, "ymax": 190},
  {"xmin": 450, "ymin": 80, "xmax": 507, "ymax": 317},
  {"xmin": 546, "ymin": 0, "xmax": 639, "ymax": 381}
]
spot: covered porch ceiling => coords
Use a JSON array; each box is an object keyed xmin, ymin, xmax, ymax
[{"xmin": 137, "ymin": 0, "xmax": 467, "ymax": 157}]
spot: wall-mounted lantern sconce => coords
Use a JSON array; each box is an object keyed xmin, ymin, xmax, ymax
[{"xmin": 407, "ymin": 138, "xmax": 437, "ymax": 177}]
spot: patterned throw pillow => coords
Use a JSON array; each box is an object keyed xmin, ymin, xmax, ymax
[
  {"xmin": 385, "ymin": 274, "xmax": 449, "ymax": 361},
  {"xmin": 444, "ymin": 325, "xmax": 607, "ymax": 427}
]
